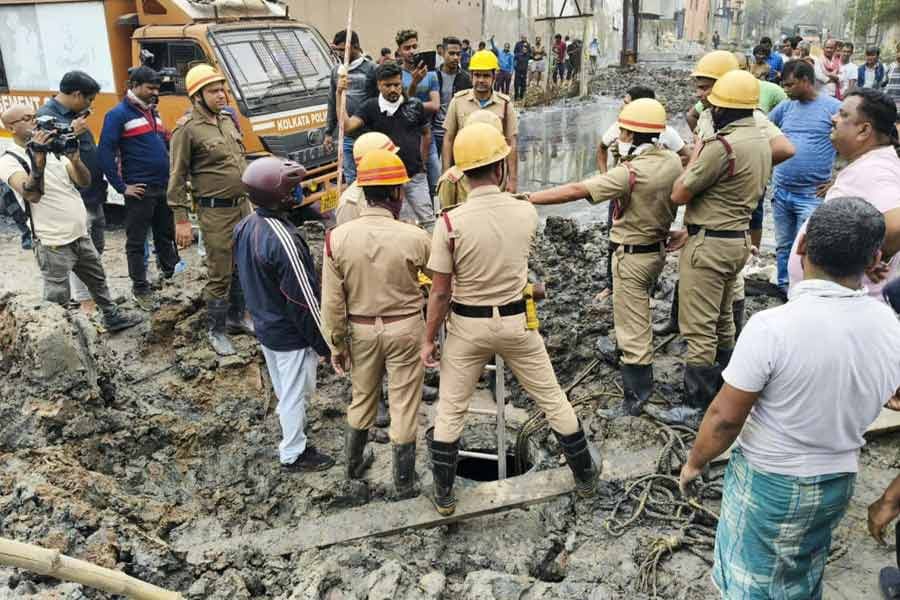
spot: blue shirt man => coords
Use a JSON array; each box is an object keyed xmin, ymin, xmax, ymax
[{"xmin": 768, "ymin": 60, "xmax": 841, "ymax": 291}]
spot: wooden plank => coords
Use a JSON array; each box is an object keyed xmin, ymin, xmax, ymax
[{"xmin": 183, "ymin": 445, "xmax": 662, "ymax": 564}]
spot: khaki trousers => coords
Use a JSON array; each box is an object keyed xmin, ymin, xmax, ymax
[
  {"xmin": 347, "ymin": 314, "xmax": 425, "ymax": 444},
  {"xmin": 433, "ymin": 311, "xmax": 579, "ymax": 443},
  {"xmin": 612, "ymin": 247, "xmax": 666, "ymax": 365},
  {"xmin": 198, "ymin": 200, "xmax": 251, "ymax": 300},
  {"xmin": 678, "ymin": 231, "xmax": 750, "ymax": 365}
]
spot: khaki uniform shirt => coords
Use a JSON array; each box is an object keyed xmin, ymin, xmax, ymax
[
  {"xmin": 695, "ymin": 109, "xmax": 782, "ymax": 142},
  {"xmin": 335, "ymin": 181, "xmax": 365, "ymax": 225},
  {"xmin": 444, "ymin": 89, "xmax": 519, "ymax": 147},
  {"xmin": 682, "ymin": 117, "xmax": 772, "ymax": 230},
  {"xmin": 168, "ymin": 103, "xmax": 247, "ymax": 222},
  {"xmin": 429, "ymin": 185, "xmax": 535, "ymax": 306},
  {"xmin": 437, "ymin": 166, "xmax": 470, "ymax": 211},
  {"xmin": 583, "ymin": 146, "xmax": 682, "ymax": 245},
  {"xmin": 322, "ymin": 206, "xmax": 431, "ymax": 354}
]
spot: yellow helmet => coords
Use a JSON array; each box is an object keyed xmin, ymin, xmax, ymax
[
  {"xmin": 469, "ymin": 49, "xmax": 500, "ymax": 72},
  {"xmin": 691, "ymin": 50, "xmax": 740, "ymax": 80},
  {"xmin": 453, "ymin": 122, "xmax": 510, "ymax": 172},
  {"xmin": 708, "ymin": 70, "xmax": 760, "ymax": 110},
  {"xmin": 356, "ymin": 149, "xmax": 410, "ymax": 187},
  {"xmin": 463, "ymin": 109, "xmax": 503, "ymax": 132},
  {"xmin": 618, "ymin": 98, "xmax": 667, "ymax": 133},
  {"xmin": 352, "ymin": 132, "xmax": 399, "ymax": 164},
  {"xmin": 185, "ymin": 64, "xmax": 226, "ymax": 97}
]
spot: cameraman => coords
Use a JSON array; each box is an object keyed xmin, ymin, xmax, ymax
[
  {"xmin": 0, "ymin": 104, "xmax": 142, "ymax": 332},
  {"xmin": 37, "ymin": 71, "xmax": 108, "ymax": 312}
]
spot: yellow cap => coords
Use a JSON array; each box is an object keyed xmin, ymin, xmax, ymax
[
  {"xmin": 691, "ymin": 51, "xmax": 740, "ymax": 80},
  {"xmin": 453, "ymin": 122, "xmax": 510, "ymax": 172},
  {"xmin": 463, "ymin": 109, "xmax": 503, "ymax": 132},
  {"xmin": 708, "ymin": 70, "xmax": 760, "ymax": 110},
  {"xmin": 185, "ymin": 64, "xmax": 226, "ymax": 97},
  {"xmin": 356, "ymin": 149, "xmax": 410, "ymax": 186},
  {"xmin": 618, "ymin": 98, "xmax": 667, "ymax": 133},
  {"xmin": 352, "ymin": 132, "xmax": 399, "ymax": 164},
  {"xmin": 469, "ymin": 49, "xmax": 500, "ymax": 72}
]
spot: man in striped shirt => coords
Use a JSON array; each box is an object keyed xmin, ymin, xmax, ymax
[{"xmin": 233, "ymin": 157, "xmax": 335, "ymax": 472}]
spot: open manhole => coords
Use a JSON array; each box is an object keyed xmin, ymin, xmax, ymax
[{"xmin": 456, "ymin": 450, "xmax": 533, "ymax": 482}]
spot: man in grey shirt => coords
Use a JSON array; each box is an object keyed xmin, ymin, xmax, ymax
[
  {"xmin": 432, "ymin": 36, "xmax": 472, "ymax": 161},
  {"xmin": 325, "ymin": 29, "xmax": 378, "ymax": 184},
  {"xmin": 679, "ymin": 197, "xmax": 900, "ymax": 599}
]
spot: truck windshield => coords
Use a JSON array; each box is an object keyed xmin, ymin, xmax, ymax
[{"xmin": 212, "ymin": 27, "xmax": 333, "ymax": 104}]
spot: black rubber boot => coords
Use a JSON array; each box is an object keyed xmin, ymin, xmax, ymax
[
  {"xmin": 344, "ymin": 425, "xmax": 374, "ymax": 480},
  {"xmin": 715, "ymin": 347, "xmax": 734, "ymax": 370},
  {"xmin": 421, "ymin": 385, "xmax": 438, "ymax": 405},
  {"xmin": 207, "ymin": 298, "xmax": 236, "ymax": 356},
  {"xmin": 732, "ymin": 298, "xmax": 746, "ymax": 339},
  {"xmin": 427, "ymin": 429, "xmax": 459, "ymax": 516},
  {"xmin": 553, "ymin": 425, "xmax": 600, "ymax": 498},
  {"xmin": 392, "ymin": 442, "xmax": 418, "ymax": 500},
  {"xmin": 645, "ymin": 364, "xmax": 721, "ymax": 428},
  {"xmin": 226, "ymin": 283, "xmax": 255, "ymax": 336},
  {"xmin": 597, "ymin": 364, "xmax": 653, "ymax": 419},
  {"xmin": 653, "ymin": 282, "xmax": 680, "ymax": 335},
  {"xmin": 375, "ymin": 382, "xmax": 391, "ymax": 428}
]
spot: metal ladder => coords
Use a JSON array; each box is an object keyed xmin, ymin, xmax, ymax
[{"xmin": 458, "ymin": 355, "xmax": 508, "ymax": 480}]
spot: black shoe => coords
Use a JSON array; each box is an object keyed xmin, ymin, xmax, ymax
[
  {"xmin": 427, "ymin": 429, "xmax": 458, "ymax": 516},
  {"xmin": 653, "ymin": 282, "xmax": 679, "ymax": 336},
  {"xmin": 553, "ymin": 424, "xmax": 600, "ymax": 498},
  {"xmin": 732, "ymin": 298, "xmax": 746, "ymax": 340},
  {"xmin": 344, "ymin": 426, "xmax": 374, "ymax": 480},
  {"xmin": 392, "ymin": 441, "xmax": 418, "ymax": 500},
  {"xmin": 207, "ymin": 298, "xmax": 236, "ymax": 356},
  {"xmin": 597, "ymin": 364, "xmax": 653, "ymax": 419},
  {"xmin": 102, "ymin": 307, "xmax": 144, "ymax": 333},
  {"xmin": 284, "ymin": 445, "xmax": 335, "ymax": 472}
]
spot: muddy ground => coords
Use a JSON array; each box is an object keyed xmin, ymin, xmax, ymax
[{"xmin": 1, "ymin": 206, "xmax": 897, "ymax": 600}]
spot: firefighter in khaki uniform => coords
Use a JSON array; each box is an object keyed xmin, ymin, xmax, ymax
[
  {"xmin": 529, "ymin": 99, "xmax": 683, "ymax": 419},
  {"xmin": 442, "ymin": 50, "xmax": 519, "ymax": 192},
  {"xmin": 170, "ymin": 64, "xmax": 252, "ymax": 356},
  {"xmin": 422, "ymin": 123, "xmax": 599, "ymax": 516},
  {"xmin": 436, "ymin": 110, "xmax": 505, "ymax": 211},
  {"xmin": 322, "ymin": 149, "xmax": 431, "ymax": 499},
  {"xmin": 646, "ymin": 71, "xmax": 772, "ymax": 427},
  {"xmin": 334, "ymin": 132, "xmax": 399, "ymax": 226}
]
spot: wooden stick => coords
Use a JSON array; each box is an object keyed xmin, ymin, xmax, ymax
[
  {"xmin": 334, "ymin": 0, "xmax": 356, "ymax": 196},
  {"xmin": 0, "ymin": 537, "xmax": 183, "ymax": 600}
]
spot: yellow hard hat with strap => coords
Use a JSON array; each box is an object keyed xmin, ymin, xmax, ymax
[
  {"xmin": 356, "ymin": 149, "xmax": 410, "ymax": 186},
  {"xmin": 185, "ymin": 64, "xmax": 226, "ymax": 97},
  {"xmin": 469, "ymin": 49, "xmax": 500, "ymax": 72},
  {"xmin": 352, "ymin": 132, "xmax": 399, "ymax": 164},
  {"xmin": 453, "ymin": 122, "xmax": 510, "ymax": 172},
  {"xmin": 464, "ymin": 109, "xmax": 503, "ymax": 132},
  {"xmin": 708, "ymin": 70, "xmax": 760, "ymax": 110},
  {"xmin": 691, "ymin": 50, "xmax": 740, "ymax": 80},
  {"xmin": 618, "ymin": 98, "xmax": 667, "ymax": 133}
]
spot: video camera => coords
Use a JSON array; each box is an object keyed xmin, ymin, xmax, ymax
[{"xmin": 29, "ymin": 115, "xmax": 80, "ymax": 156}]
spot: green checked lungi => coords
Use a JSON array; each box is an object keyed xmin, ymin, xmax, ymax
[{"xmin": 712, "ymin": 447, "xmax": 856, "ymax": 600}]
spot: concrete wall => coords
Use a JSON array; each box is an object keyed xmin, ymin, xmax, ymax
[{"xmin": 286, "ymin": 0, "xmax": 483, "ymax": 57}]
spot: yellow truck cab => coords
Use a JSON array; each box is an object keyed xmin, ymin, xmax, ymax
[{"xmin": 0, "ymin": 0, "xmax": 338, "ymax": 205}]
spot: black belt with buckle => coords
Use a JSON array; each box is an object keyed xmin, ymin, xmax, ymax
[
  {"xmin": 609, "ymin": 241, "xmax": 664, "ymax": 254},
  {"xmin": 452, "ymin": 300, "xmax": 526, "ymax": 318},
  {"xmin": 198, "ymin": 196, "xmax": 243, "ymax": 209},
  {"xmin": 686, "ymin": 225, "xmax": 747, "ymax": 239}
]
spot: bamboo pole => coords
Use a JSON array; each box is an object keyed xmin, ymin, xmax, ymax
[
  {"xmin": 0, "ymin": 537, "xmax": 183, "ymax": 600},
  {"xmin": 334, "ymin": 0, "xmax": 356, "ymax": 198}
]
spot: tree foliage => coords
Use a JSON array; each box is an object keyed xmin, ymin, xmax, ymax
[{"xmin": 743, "ymin": 0, "xmax": 788, "ymax": 36}]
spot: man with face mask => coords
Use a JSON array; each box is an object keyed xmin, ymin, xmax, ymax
[
  {"xmin": 169, "ymin": 64, "xmax": 254, "ymax": 356},
  {"xmin": 99, "ymin": 66, "xmax": 180, "ymax": 311},
  {"xmin": 233, "ymin": 157, "xmax": 335, "ymax": 473},
  {"xmin": 646, "ymin": 70, "xmax": 772, "ymax": 428},
  {"xmin": 321, "ymin": 149, "xmax": 431, "ymax": 499}
]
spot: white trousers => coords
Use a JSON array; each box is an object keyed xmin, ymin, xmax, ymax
[{"xmin": 261, "ymin": 345, "xmax": 317, "ymax": 464}]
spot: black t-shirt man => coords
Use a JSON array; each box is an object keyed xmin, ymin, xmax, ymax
[{"xmin": 353, "ymin": 97, "xmax": 429, "ymax": 176}]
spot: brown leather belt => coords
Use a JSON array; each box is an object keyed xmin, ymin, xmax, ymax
[{"xmin": 349, "ymin": 311, "xmax": 420, "ymax": 325}]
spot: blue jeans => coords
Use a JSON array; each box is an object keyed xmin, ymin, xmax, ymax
[
  {"xmin": 426, "ymin": 135, "xmax": 441, "ymax": 196},
  {"xmin": 342, "ymin": 136, "xmax": 356, "ymax": 184},
  {"xmin": 773, "ymin": 186, "xmax": 821, "ymax": 289}
]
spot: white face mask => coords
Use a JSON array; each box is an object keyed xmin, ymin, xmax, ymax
[
  {"xmin": 378, "ymin": 94, "xmax": 403, "ymax": 116},
  {"xmin": 617, "ymin": 141, "xmax": 632, "ymax": 156}
]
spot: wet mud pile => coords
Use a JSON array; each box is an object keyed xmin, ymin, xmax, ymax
[{"xmin": 589, "ymin": 64, "xmax": 697, "ymax": 115}]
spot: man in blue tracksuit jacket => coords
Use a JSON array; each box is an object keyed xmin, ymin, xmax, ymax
[
  {"xmin": 98, "ymin": 66, "xmax": 180, "ymax": 310},
  {"xmin": 234, "ymin": 157, "xmax": 335, "ymax": 472}
]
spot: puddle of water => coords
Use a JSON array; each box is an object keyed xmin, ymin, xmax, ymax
[{"xmin": 517, "ymin": 94, "xmax": 691, "ymax": 226}]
